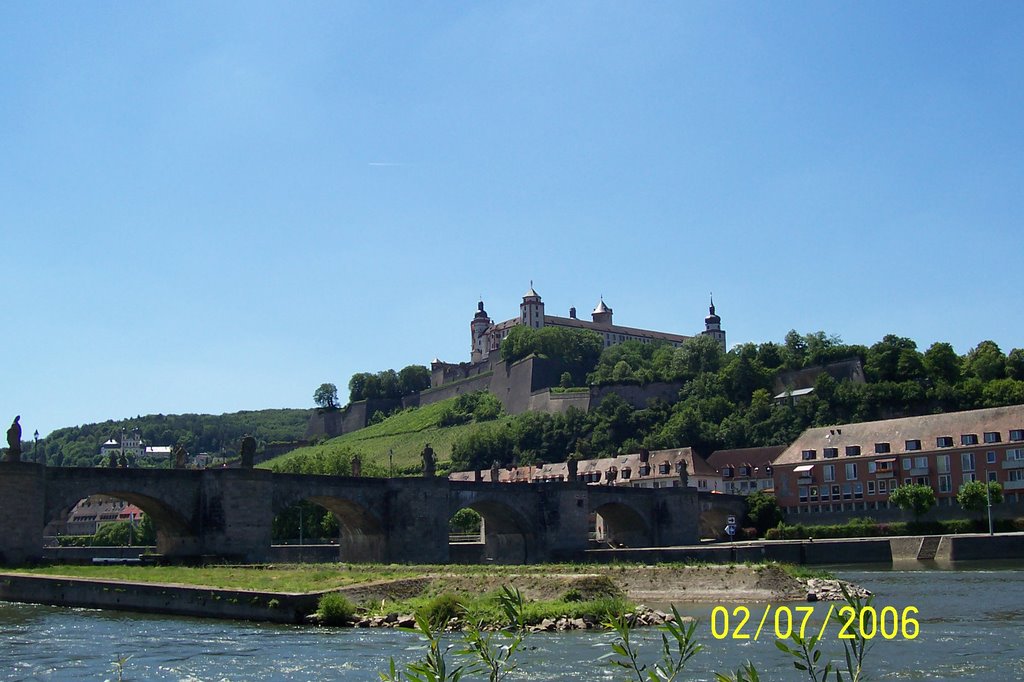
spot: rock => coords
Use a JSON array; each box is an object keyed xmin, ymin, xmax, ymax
[
  {"xmin": 571, "ymin": 618, "xmax": 587, "ymax": 630},
  {"xmin": 397, "ymin": 615, "xmax": 416, "ymax": 628}
]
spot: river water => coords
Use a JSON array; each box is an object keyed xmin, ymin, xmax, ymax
[{"xmin": 2, "ymin": 563, "xmax": 1023, "ymax": 681}]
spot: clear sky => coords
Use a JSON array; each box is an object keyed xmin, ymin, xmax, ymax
[{"xmin": 3, "ymin": 2, "xmax": 1022, "ymax": 438}]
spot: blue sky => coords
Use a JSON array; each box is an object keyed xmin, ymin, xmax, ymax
[{"xmin": 3, "ymin": 2, "xmax": 1022, "ymax": 438}]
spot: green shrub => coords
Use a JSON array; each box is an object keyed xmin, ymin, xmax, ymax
[
  {"xmin": 420, "ymin": 593, "xmax": 463, "ymax": 629},
  {"xmin": 317, "ymin": 593, "xmax": 356, "ymax": 625}
]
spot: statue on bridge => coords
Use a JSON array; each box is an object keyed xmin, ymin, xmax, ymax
[
  {"xmin": 566, "ymin": 454, "xmax": 579, "ymax": 482},
  {"xmin": 173, "ymin": 444, "xmax": 187, "ymax": 469},
  {"xmin": 490, "ymin": 460, "xmax": 500, "ymax": 483},
  {"xmin": 351, "ymin": 453, "xmax": 362, "ymax": 478},
  {"xmin": 4, "ymin": 416, "xmax": 21, "ymax": 462},
  {"xmin": 421, "ymin": 443, "xmax": 435, "ymax": 478},
  {"xmin": 677, "ymin": 460, "xmax": 689, "ymax": 488},
  {"xmin": 240, "ymin": 435, "xmax": 257, "ymax": 468}
]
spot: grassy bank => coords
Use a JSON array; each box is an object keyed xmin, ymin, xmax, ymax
[{"xmin": 263, "ymin": 399, "xmax": 514, "ymax": 474}]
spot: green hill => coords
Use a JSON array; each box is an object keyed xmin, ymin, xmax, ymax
[
  {"xmin": 40, "ymin": 409, "xmax": 313, "ymax": 467},
  {"xmin": 263, "ymin": 394, "xmax": 511, "ymax": 476}
]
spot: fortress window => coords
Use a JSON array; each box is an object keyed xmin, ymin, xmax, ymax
[
  {"xmin": 905, "ymin": 439, "xmax": 921, "ymax": 451},
  {"xmin": 845, "ymin": 445, "xmax": 861, "ymax": 456},
  {"xmin": 823, "ymin": 448, "xmax": 838, "ymax": 458},
  {"xmin": 874, "ymin": 442, "xmax": 891, "ymax": 454},
  {"xmin": 801, "ymin": 449, "xmax": 816, "ymax": 460},
  {"xmin": 936, "ymin": 436, "xmax": 954, "ymax": 448},
  {"xmin": 961, "ymin": 434, "xmax": 978, "ymax": 446},
  {"xmin": 1010, "ymin": 430, "xmax": 1024, "ymax": 441},
  {"xmin": 984, "ymin": 431, "xmax": 1001, "ymax": 444}
]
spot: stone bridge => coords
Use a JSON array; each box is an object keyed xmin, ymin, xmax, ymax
[{"xmin": 0, "ymin": 462, "xmax": 745, "ymax": 565}]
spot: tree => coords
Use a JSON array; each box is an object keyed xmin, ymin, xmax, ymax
[
  {"xmin": 313, "ymin": 383, "xmax": 339, "ymax": 409},
  {"xmin": 744, "ymin": 490, "xmax": 783, "ymax": 536},
  {"xmin": 1007, "ymin": 348, "xmax": 1024, "ymax": 381},
  {"xmin": 923, "ymin": 342, "xmax": 961, "ymax": 385},
  {"xmin": 963, "ymin": 340, "xmax": 1006, "ymax": 382},
  {"xmin": 889, "ymin": 483, "xmax": 936, "ymax": 520},
  {"xmin": 956, "ymin": 480, "xmax": 1003, "ymax": 516}
]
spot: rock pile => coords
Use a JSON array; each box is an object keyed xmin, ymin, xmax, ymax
[
  {"xmin": 335, "ymin": 606, "xmax": 693, "ymax": 631},
  {"xmin": 804, "ymin": 578, "xmax": 872, "ymax": 602}
]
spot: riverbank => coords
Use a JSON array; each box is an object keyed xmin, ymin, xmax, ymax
[{"xmin": 0, "ymin": 562, "xmax": 858, "ymax": 626}]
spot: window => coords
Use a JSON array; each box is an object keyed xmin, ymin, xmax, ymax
[
  {"xmin": 916, "ymin": 476, "xmax": 929, "ymax": 486},
  {"xmin": 831, "ymin": 485, "xmax": 841, "ymax": 498},
  {"xmin": 842, "ymin": 483, "xmax": 852, "ymax": 499},
  {"xmin": 961, "ymin": 434, "xmax": 978, "ymax": 446},
  {"xmin": 801, "ymin": 450, "xmax": 817, "ymax": 460},
  {"xmin": 936, "ymin": 436, "xmax": 954, "ymax": 448},
  {"xmin": 878, "ymin": 479, "xmax": 888, "ymax": 494},
  {"xmin": 810, "ymin": 486, "xmax": 818, "ymax": 500},
  {"xmin": 875, "ymin": 442, "xmax": 891, "ymax": 454},
  {"xmin": 1007, "ymin": 449, "xmax": 1024, "ymax": 462},
  {"xmin": 904, "ymin": 478, "xmax": 912, "ymax": 486},
  {"xmin": 845, "ymin": 463, "xmax": 858, "ymax": 480},
  {"xmin": 984, "ymin": 432, "xmax": 1001, "ymax": 444},
  {"xmin": 867, "ymin": 481, "xmax": 876, "ymax": 495},
  {"xmin": 902, "ymin": 457, "xmax": 912, "ymax": 470},
  {"xmin": 1009, "ymin": 470, "xmax": 1024, "ymax": 483},
  {"xmin": 914, "ymin": 456, "xmax": 928, "ymax": 470},
  {"xmin": 823, "ymin": 447, "xmax": 838, "ymax": 459},
  {"xmin": 739, "ymin": 465, "xmax": 751, "ymax": 476},
  {"xmin": 988, "ymin": 471, "xmax": 998, "ymax": 483},
  {"xmin": 868, "ymin": 461, "xmax": 877, "ymax": 474},
  {"xmin": 937, "ymin": 454, "xmax": 950, "ymax": 474},
  {"xmin": 987, "ymin": 451, "xmax": 997, "ymax": 464},
  {"xmin": 965, "ymin": 472, "xmax": 978, "ymax": 483},
  {"xmin": 799, "ymin": 486, "xmax": 809, "ymax": 502},
  {"xmin": 821, "ymin": 486, "xmax": 830, "ymax": 500},
  {"xmin": 823, "ymin": 464, "xmax": 835, "ymax": 482},
  {"xmin": 938, "ymin": 475, "xmax": 952, "ymax": 493},
  {"xmin": 962, "ymin": 452, "xmax": 975, "ymax": 472},
  {"xmin": 659, "ymin": 462, "xmax": 671, "ymax": 475},
  {"xmin": 1010, "ymin": 429, "xmax": 1024, "ymax": 442},
  {"xmin": 854, "ymin": 483, "xmax": 864, "ymax": 499},
  {"xmin": 845, "ymin": 445, "xmax": 861, "ymax": 456},
  {"xmin": 905, "ymin": 439, "xmax": 921, "ymax": 451}
]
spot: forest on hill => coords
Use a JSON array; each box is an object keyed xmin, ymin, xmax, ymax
[
  {"xmin": 30, "ymin": 409, "xmax": 312, "ymax": 468},
  {"xmin": 446, "ymin": 330, "xmax": 1024, "ymax": 471}
]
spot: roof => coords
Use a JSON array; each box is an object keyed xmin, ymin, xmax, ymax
[
  {"xmin": 592, "ymin": 299, "xmax": 611, "ymax": 314},
  {"xmin": 543, "ymin": 315, "xmax": 690, "ymax": 343},
  {"xmin": 773, "ymin": 404, "xmax": 1024, "ymax": 467},
  {"xmin": 706, "ymin": 446, "xmax": 786, "ymax": 472},
  {"xmin": 523, "ymin": 286, "xmax": 541, "ymax": 299},
  {"xmin": 773, "ymin": 387, "xmax": 815, "ymax": 400}
]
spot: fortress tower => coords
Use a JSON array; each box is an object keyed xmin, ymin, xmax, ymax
[{"xmin": 701, "ymin": 296, "xmax": 727, "ymax": 350}]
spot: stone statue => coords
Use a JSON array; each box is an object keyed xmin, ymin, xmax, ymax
[
  {"xmin": 490, "ymin": 460, "xmax": 500, "ymax": 483},
  {"xmin": 240, "ymin": 435, "xmax": 257, "ymax": 468},
  {"xmin": 421, "ymin": 443, "xmax": 435, "ymax": 478},
  {"xmin": 677, "ymin": 459, "xmax": 689, "ymax": 488},
  {"xmin": 5, "ymin": 416, "xmax": 21, "ymax": 462},
  {"xmin": 566, "ymin": 455, "xmax": 579, "ymax": 482},
  {"xmin": 351, "ymin": 453, "xmax": 362, "ymax": 478},
  {"xmin": 173, "ymin": 445, "xmax": 187, "ymax": 469}
]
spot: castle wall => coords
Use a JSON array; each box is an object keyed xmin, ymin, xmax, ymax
[{"xmin": 590, "ymin": 381, "xmax": 685, "ymax": 409}]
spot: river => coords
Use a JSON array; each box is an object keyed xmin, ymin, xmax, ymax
[{"xmin": 2, "ymin": 562, "xmax": 1023, "ymax": 681}]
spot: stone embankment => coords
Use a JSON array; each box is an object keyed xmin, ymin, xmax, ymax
[
  {"xmin": 339, "ymin": 606, "xmax": 691, "ymax": 632},
  {"xmin": 803, "ymin": 578, "xmax": 872, "ymax": 602}
]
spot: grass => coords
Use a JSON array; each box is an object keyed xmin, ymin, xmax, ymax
[
  {"xmin": 11, "ymin": 564, "xmax": 421, "ymax": 593},
  {"xmin": 262, "ymin": 398, "xmax": 514, "ymax": 474}
]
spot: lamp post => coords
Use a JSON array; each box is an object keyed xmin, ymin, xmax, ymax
[
  {"xmin": 33, "ymin": 430, "xmax": 39, "ymax": 464},
  {"xmin": 986, "ymin": 481, "xmax": 994, "ymax": 536}
]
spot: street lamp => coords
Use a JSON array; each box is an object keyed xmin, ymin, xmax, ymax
[
  {"xmin": 986, "ymin": 482, "xmax": 994, "ymax": 536},
  {"xmin": 33, "ymin": 430, "xmax": 39, "ymax": 465}
]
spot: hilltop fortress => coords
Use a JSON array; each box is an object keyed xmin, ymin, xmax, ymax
[{"xmin": 309, "ymin": 286, "xmax": 725, "ymax": 439}]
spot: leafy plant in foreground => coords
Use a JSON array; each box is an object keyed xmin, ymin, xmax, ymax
[{"xmin": 602, "ymin": 605, "xmax": 702, "ymax": 681}]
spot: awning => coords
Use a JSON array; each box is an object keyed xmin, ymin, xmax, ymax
[
  {"xmin": 874, "ymin": 457, "xmax": 896, "ymax": 463},
  {"xmin": 794, "ymin": 464, "xmax": 814, "ymax": 472}
]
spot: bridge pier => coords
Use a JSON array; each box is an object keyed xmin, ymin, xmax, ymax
[
  {"xmin": 197, "ymin": 468, "xmax": 275, "ymax": 562},
  {"xmin": 0, "ymin": 462, "xmax": 46, "ymax": 565}
]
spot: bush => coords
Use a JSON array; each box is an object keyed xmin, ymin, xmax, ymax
[
  {"xmin": 317, "ymin": 593, "xmax": 356, "ymax": 625},
  {"xmin": 420, "ymin": 593, "xmax": 463, "ymax": 629}
]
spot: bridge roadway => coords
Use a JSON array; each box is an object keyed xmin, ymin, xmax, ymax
[{"xmin": 0, "ymin": 462, "xmax": 743, "ymax": 565}]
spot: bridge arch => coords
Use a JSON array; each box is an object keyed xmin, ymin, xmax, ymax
[
  {"xmin": 273, "ymin": 492, "xmax": 385, "ymax": 562},
  {"xmin": 47, "ymin": 489, "xmax": 195, "ymax": 556},
  {"xmin": 590, "ymin": 501, "xmax": 652, "ymax": 548},
  {"xmin": 449, "ymin": 496, "xmax": 535, "ymax": 564}
]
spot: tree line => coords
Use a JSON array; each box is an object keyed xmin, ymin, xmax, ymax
[{"xmin": 449, "ymin": 330, "xmax": 1024, "ymax": 471}]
